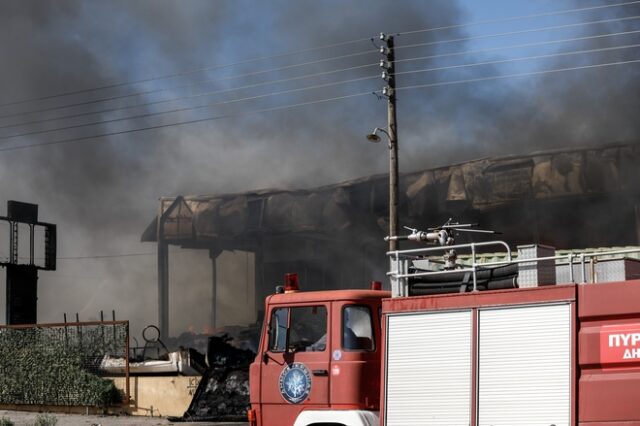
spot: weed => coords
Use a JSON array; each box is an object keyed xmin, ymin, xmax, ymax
[{"xmin": 30, "ymin": 413, "xmax": 57, "ymax": 426}]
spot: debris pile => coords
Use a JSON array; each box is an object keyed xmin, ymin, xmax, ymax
[
  {"xmin": 177, "ymin": 334, "xmax": 256, "ymax": 422},
  {"xmin": 164, "ymin": 324, "xmax": 260, "ymax": 355}
]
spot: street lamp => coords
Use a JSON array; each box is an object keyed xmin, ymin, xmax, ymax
[
  {"xmin": 366, "ymin": 127, "xmax": 390, "ymax": 144},
  {"xmin": 366, "ymin": 125, "xmax": 399, "ymax": 252}
]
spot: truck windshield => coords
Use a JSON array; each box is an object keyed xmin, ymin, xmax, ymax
[{"xmin": 268, "ymin": 306, "xmax": 327, "ymax": 352}]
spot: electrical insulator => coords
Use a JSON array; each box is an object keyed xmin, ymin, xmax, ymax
[
  {"xmin": 379, "ymin": 46, "xmax": 388, "ymax": 55},
  {"xmin": 381, "ymin": 71, "xmax": 388, "ymax": 80},
  {"xmin": 382, "ymin": 87, "xmax": 390, "ymax": 96},
  {"xmin": 379, "ymin": 32, "xmax": 387, "ymax": 41},
  {"xmin": 379, "ymin": 59, "xmax": 389, "ymax": 69}
]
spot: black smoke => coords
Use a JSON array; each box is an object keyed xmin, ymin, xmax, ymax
[{"xmin": 0, "ymin": 0, "xmax": 637, "ymax": 336}]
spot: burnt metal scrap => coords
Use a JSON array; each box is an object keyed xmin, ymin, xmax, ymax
[{"xmin": 171, "ymin": 334, "xmax": 256, "ymax": 422}]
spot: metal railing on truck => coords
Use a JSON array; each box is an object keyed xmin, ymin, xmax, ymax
[{"xmin": 387, "ymin": 241, "xmax": 640, "ymax": 297}]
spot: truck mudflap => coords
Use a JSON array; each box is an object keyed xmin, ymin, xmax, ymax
[{"xmin": 293, "ymin": 410, "xmax": 379, "ymax": 426}]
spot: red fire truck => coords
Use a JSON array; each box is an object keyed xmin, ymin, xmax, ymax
[{"xmin": 248, "ymin": 228, "xmax": 640, "ymax": 426}]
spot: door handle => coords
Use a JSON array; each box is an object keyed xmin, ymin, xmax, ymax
[{"xmin": 312, "ymin": 369, "xmax": 328, "ymax": 376}]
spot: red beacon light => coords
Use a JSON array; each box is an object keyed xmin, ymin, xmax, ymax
[
  {"xmin": 371, "ymin": 280, "xmax": 383, "ymax": 291},
  {"xmin": 284, "ymin": 273, "xmax": 300, "ymax": 293}
]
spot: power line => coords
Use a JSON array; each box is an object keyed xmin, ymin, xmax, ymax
[
  {"xmin": 3, "ymin": 28, "xmax": 637, "ymax": 135},
  {"xmin": 394, "ymin": 29, "xmax": 640, "ymax": 67},
  {"xmin": 0, "ymin": 62, "xmax": 378, "ymax": 133},
  {"xmin": 57, "ymin": 253, "xmax": 155, "ymax": 260},
  {"xmin": 4, "ymin": 252, "xmax": 157, "ymax": 261},
  {"xmin": 396, "ymin": 15, "xmax": 640, "ymax": 52},
  {"xmin": 0, "ymin": 57, "xmax": 637, "ymax": 153},
  {"xmin": 0, "ymin": 49, "xmax": 379, "ymax": 121},
  {"xmin": 2, "ymin": 0, "xmax": 636, "ymax": 110},
  {"xmin": 395, "ymin": 43, "xmax": 640, "ymax": 78},
  {"xmin": 5, "ymin": 11, "xmax": 639, "ymax": 122},
  {"xmin": 0, "ymin": 74, "xmax": 380, "ymax": 140},
  {"xmin": 4, "ymin": 41, "xmax": 638, "ymax": 141},
  {"xmin": 394, "ymin": 0, "xmax": 640, "ymax": 37},
  {"xmin": 396, "ymin": 58, "xmax": 640, "ymax": 93},
  {"xmin": 0, "ymin": 37, "xmax": 374, "ymax": 109},
  {"xmin": 0, "ymin": 90, "xmax": 378, "ymax": 153}
]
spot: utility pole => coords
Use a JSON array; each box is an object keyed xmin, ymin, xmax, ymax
[{"xmin": 381, "ymin": 34, "xmax": 399, "ymax": 252}]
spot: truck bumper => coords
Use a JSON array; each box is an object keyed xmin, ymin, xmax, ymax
[{"xmin": 293, "ymin": 409, "xmax": 379, "ymax": 426}]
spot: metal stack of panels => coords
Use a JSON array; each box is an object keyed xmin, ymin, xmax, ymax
[
  {"xmin": 556, "ymin": 258, "xmax": 640, "ymax": 284},
  {"xmin": 517, "ymin": 244, "xmax": 556, "ymax": 287}
]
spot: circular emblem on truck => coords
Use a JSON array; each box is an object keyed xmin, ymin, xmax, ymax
[{"xmin": 279, "ymin": 362, "xmax": 312, "ymax": 404}]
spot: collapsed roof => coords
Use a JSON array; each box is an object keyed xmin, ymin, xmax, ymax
[{"xmin": 142, "ymin": 141, "xmax": 640, "ymax": 248}]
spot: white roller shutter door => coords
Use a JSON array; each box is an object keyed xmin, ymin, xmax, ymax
[
  {"xmin": 478, "ymin": 303, "xmax": 571, "ymax": 426},
  {"xmin": 385, "ymin": 310, "xmax": 472, "ymax": 426}
]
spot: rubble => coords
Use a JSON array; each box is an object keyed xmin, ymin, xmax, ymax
[
  {"xmin": 173, "ymin": 334, "xmax": 256, "ymax": 422},
  {"xmin": 101, "ymin": 348, "xmax": 206, "ymax": 376}
]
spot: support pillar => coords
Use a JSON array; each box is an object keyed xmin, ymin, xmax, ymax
[
  {"xmin": 254, "ymin": 241, "xmax": 264, "ymax": 323},
  {"xmin": 157, "ymin": 201, "xmax": 169, "ymax": 341},
  {"xmin": 3, "ymin": 201, "xmax": 54, "ymax": 325},
  {"xmin": 209, "ymin": 248, "xmax": 221, "ymax": 331},
  {"xmin": 157, "ymin": 241, "xmax": 169, "ymax": 341},
  {"xmin": 6, "ymin": 265, "xmax": 38, "ymax": 324},
  {"xmin": 635, "ymin": 202, "xmax": 640, "ymax": 245}
]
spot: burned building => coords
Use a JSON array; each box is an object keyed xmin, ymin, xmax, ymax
[{"xmin": 142, "ymin": 141, "xmax": 640, "ymax": 337}]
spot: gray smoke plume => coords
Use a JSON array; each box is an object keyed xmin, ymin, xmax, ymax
[{"xmin": 0, "ymin": 0, "xmax": 637, "ymax": 337}]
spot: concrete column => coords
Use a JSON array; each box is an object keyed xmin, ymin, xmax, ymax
[
  {"xmin": 157, "ymin": 241, "xmax": 169, "ymax": 341},
  {"xmin": 209, "ymin": 248, "xmax": 221, "ymax": 331},
  {"xmin": 157, "ymin": 201, "xmax": 169, "ymax": 341},
  {"xmin": 254, "ymin": 241, "xmax": 264, "ymax": 322}
]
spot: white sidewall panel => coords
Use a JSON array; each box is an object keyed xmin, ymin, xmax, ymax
[
  {"xmin": 478, "ymin": 303, "xmax": 571, "ymax": 426},
  {"xmin": 385, "ymin": 310, "xmax": 472, "ymax": 426}
]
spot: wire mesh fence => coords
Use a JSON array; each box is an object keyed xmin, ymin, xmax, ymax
[{"xmin": 0, "ymin": 321, "xmax": 129, "ymax": 407}]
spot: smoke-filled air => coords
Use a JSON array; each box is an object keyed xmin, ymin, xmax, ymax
[{"xmin": 0, "ymin": 0, "xmax": 638, "ymax": 337}]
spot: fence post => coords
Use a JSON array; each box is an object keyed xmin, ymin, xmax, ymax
[
  {"xmin": 76, "ymin": 313, "xmax": 82, "ymax": 352},
  {"xmin": 125, "ymin": 321, "xmax": 130, "ymax": 405}
]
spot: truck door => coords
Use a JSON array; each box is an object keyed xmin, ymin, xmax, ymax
[
  {"xmin": 330, "ymin": 301, "xmax": 382, "ymax": 409},
  {"xmin": 259, "ymin": 304, "xmax": 330, "ymax": 424}
]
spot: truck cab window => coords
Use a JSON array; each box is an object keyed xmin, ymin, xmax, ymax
[
  {"xmin": 343, "ymin": 305, "xmax": 375, "ymax": 351},
  {"xmin": 290, "ymin": 306, "xmax": 327, "ymax": 352},
  {"xmin": 268, "ymin": 308, "xmax": 288, "ymax": 352},
  {"xmin": 268, "ymin": 306, "xmax": 327, "ymax": 352}
]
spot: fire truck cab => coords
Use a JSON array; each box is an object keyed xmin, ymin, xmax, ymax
[
  {"xmin": 249, "ymin": 274, "xmax": 388, "ymax": 426},
  {"xmin": 250, "ymin": 238, "xmax": 640, "ymax": 426}
]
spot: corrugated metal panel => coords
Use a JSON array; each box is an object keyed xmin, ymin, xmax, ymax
[
  {"xmin": 556, "ymin": 258, "xmax": 640, "ymax": 284},
  {"xmin": 385, "ymin": 310, "xmax": 472, "ymax": 426},
  {"xmin": 478, "ymin": 303, "xmax": 571, "ymax": 426},
  {"xmin": 452, "ymin": 246, "xmax": 640, "ymax": 266}
]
